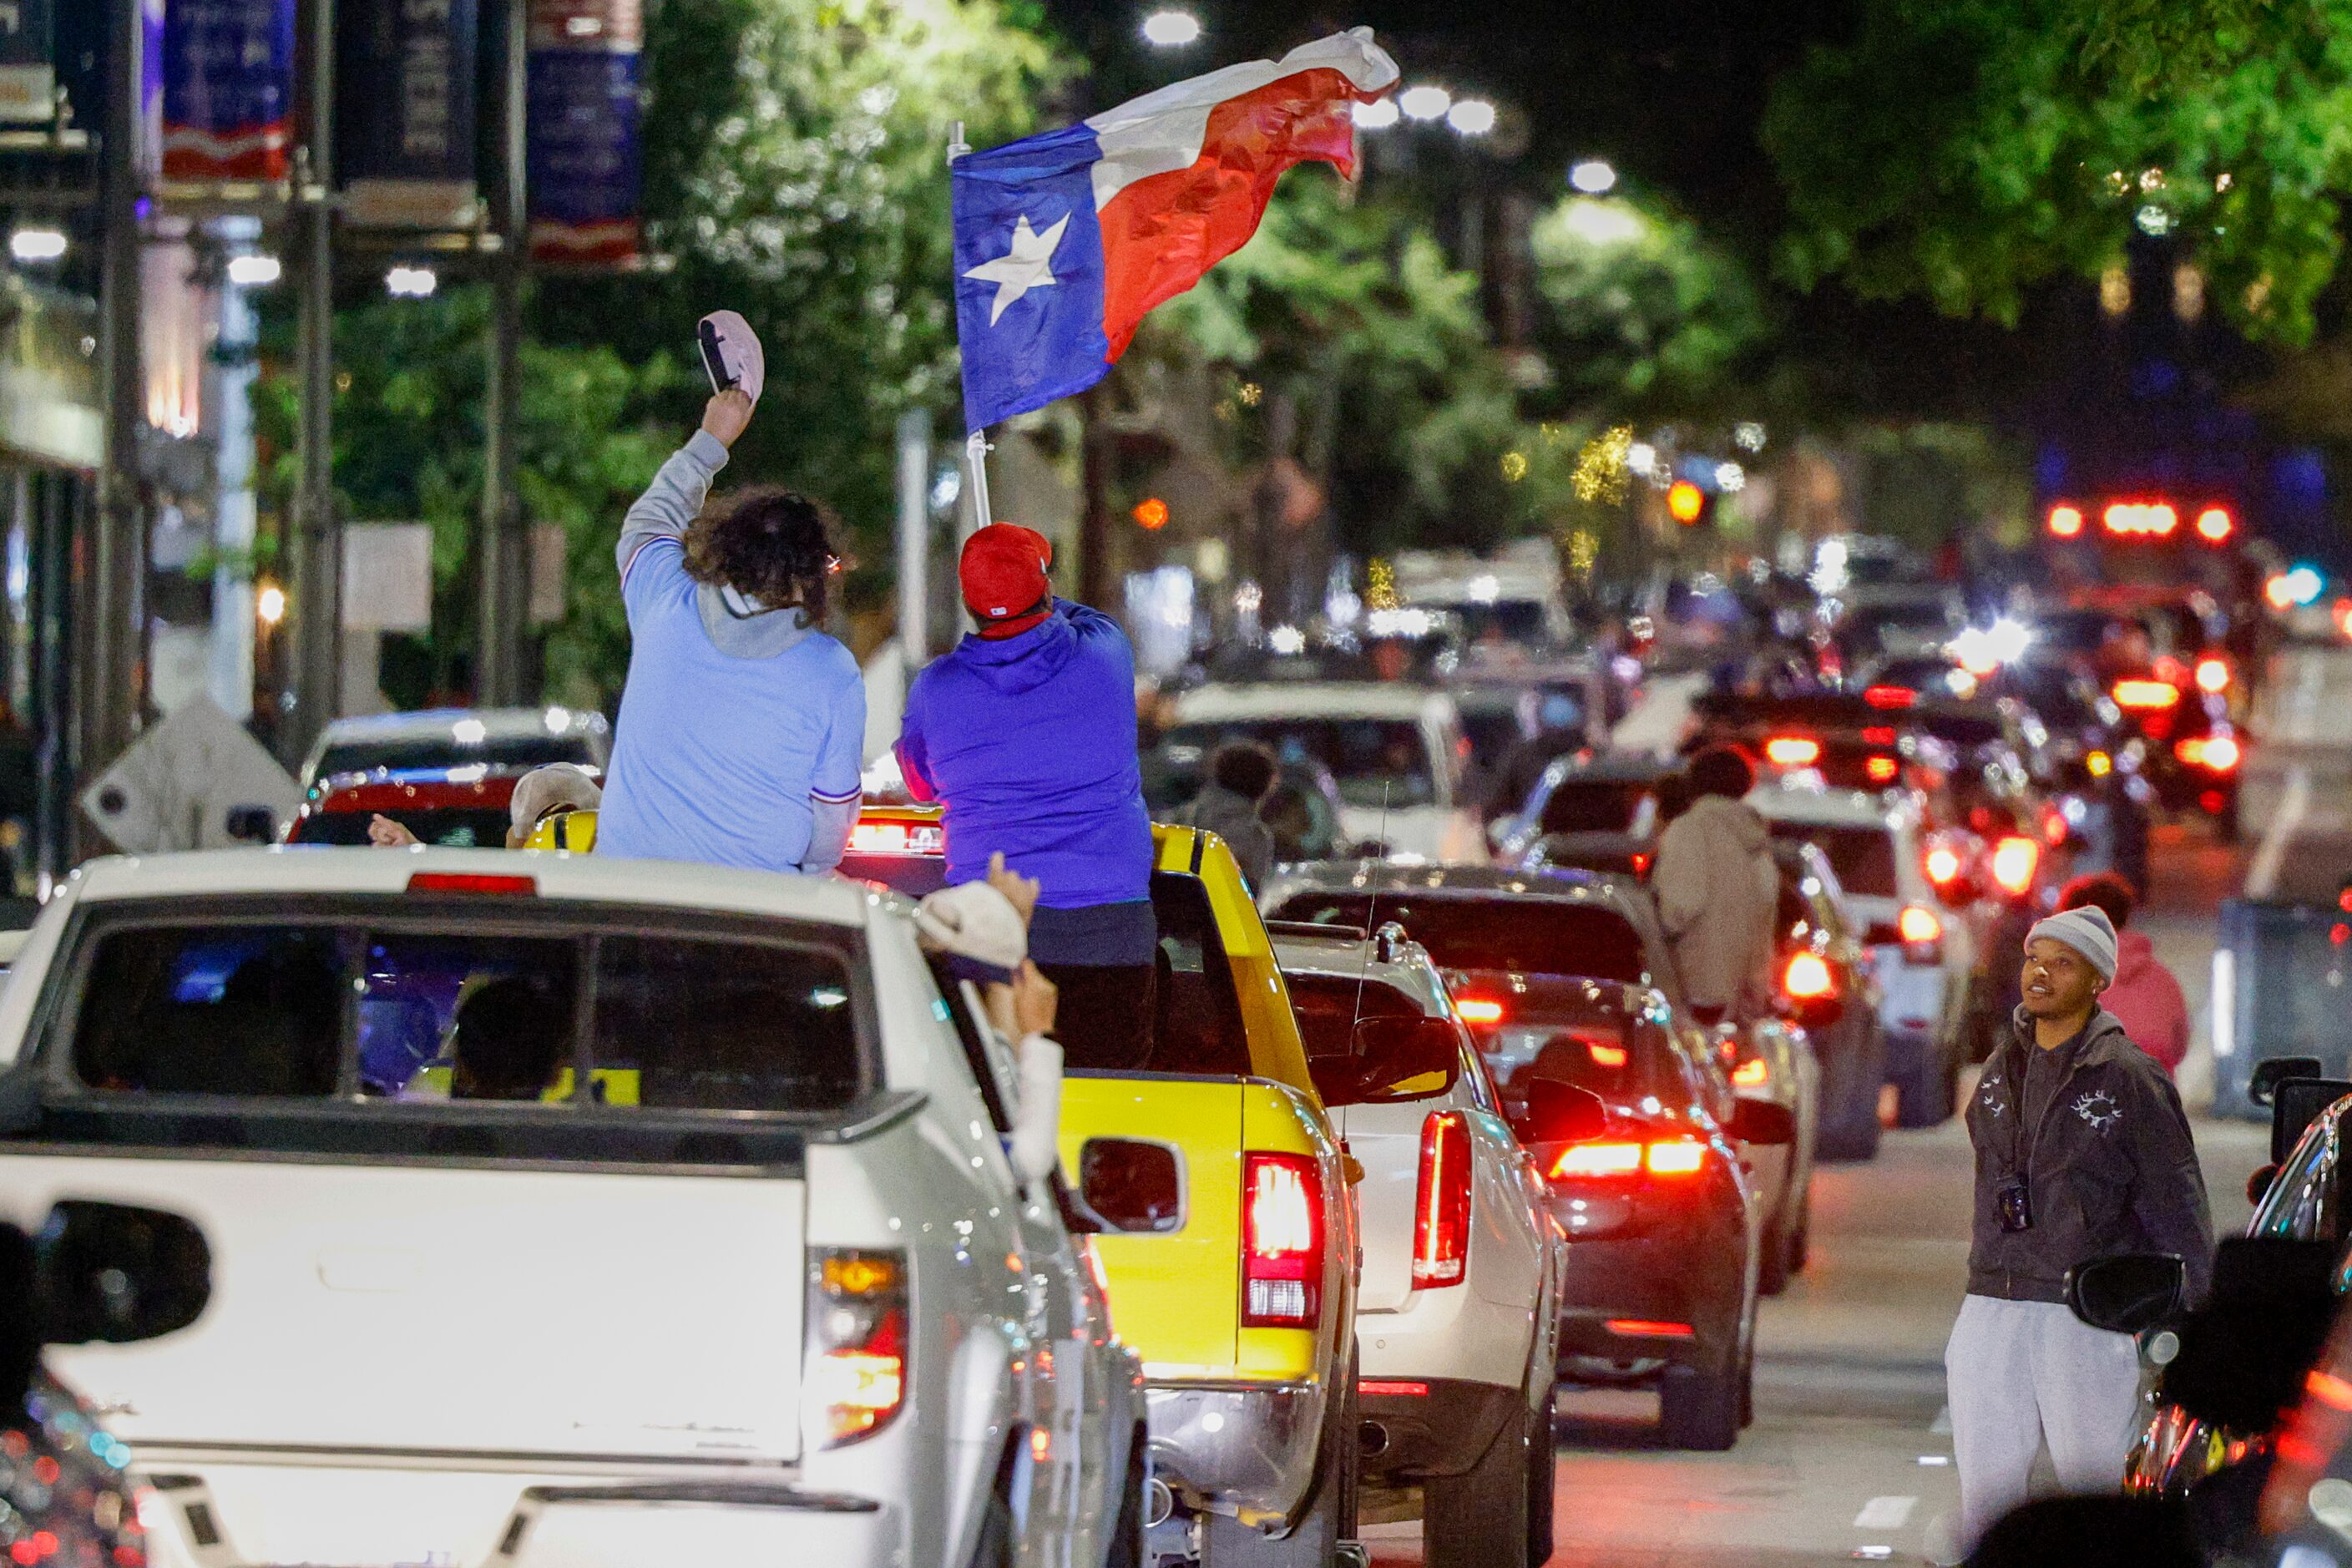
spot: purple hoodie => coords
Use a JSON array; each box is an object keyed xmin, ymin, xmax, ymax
[{"xmin": 897, "ymin": 599, "xmax": 1153, "ymax": 916}]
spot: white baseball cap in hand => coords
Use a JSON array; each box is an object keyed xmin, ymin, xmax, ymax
[
  {"xmin": 697, "ymin": 310, "xmax": 766, "ymax": 407},
  {"xmin": 912, "ymin": 882, "xmax": 1029, "ymax": 979}
]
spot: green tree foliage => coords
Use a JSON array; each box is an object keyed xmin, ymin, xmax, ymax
[
  {"xmin": 1140, "ymin": 176, "xmax": 1531, "ymax": 551},
  {"xmin": 1763, "ymin": 0, "xmax": 2352, "ymax": 342},
  {"xmin": 1525, "ymin": 195, "xmax": 1766, "ymax": 417}
]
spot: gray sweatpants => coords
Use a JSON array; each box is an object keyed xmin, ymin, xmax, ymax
[{"xmin": 1944, "ymin": 1293, "xmax": 2143, "ymax": 1551}]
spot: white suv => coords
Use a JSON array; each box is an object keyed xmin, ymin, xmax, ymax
[
  {"xmin": 1270, "ymin": 920, "xmax": 1589, "ymax": 1568},
  {"xmin": 1749, "ymin": 779, "xmax": 1976, "ymax": 1126}
]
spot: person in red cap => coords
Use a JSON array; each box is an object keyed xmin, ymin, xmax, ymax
[{"xmin": 896, "ymin": 524, "xmax": 1157, "ymax": 1070}]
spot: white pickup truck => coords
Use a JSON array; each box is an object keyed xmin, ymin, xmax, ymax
[{"xmin": 0, "ymin": 847, "xmax": 1148, "ymax": 1568}]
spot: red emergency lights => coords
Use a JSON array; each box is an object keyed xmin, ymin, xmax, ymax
[{"xmin": 2053, "ymin": 498, "xmax": 2236, "ymax": 544}]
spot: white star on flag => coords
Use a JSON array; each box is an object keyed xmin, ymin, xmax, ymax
[{"xmin": 964, "ymin": 212, "xmax": 1070, "ymax": 326}]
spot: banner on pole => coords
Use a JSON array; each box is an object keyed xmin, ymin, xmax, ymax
[
  {"xmin": 0, "ymin": 0, "xmax": 56, "ymax": 124},
  {"xmin": 336, "ymin": 0, "xmax": 479, "ymax": 228},
  {"xmin": 526, "ymin": 0, "xmax": 641, "ymax": 265},
  {"xmin": 160, "ymin": 0, "xmax": 296, "ymax": 182}
]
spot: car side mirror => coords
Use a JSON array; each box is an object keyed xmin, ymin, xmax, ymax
[
  {"xmin": 1728, "ymin": 1098, "xmax": 1796, "ymax": 1146},
  {"xmin": 34, "ymin": 1200, "xmax": 211, "ymax": 1347},
  {"xmin": 2065, "ymin": 1252, "xmax": 2186, "ymax": 1335},
  {"xmin": 2248, "ymin": 1163, "xmax": 2279, "ymax": 1206},
  {"xmin": 1308, "ymin": 1016, "xmax": 1459, "ymax": 1109},
  {"xmin": 1519, "ymin": 1077, "xmax": 1606, "ymax": 1146},
  {"xmin": 2251, "ymin": 1055, "xmax": 2324, "ymax": 1108},
  {"xmin": 223, "ymin": 803, "xmax": 279, "ymax": 844},
  {"xmin": 1072, "ymin": 1139, "xmax": 1185, "ymax": 1234}
]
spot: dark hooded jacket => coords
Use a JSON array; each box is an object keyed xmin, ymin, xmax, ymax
[
  {"xmin": 1965, "ymin": 1007, "xmax": 2214, "ymax": 1306},
  {"xmin": 897, "ymin": 598, "xmax": 1153, "ymax": 910}
]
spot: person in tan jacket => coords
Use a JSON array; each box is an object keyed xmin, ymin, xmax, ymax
[{"xmin": 1651, "ymin": 746, "xmax": 1779, "ymax": 1025}]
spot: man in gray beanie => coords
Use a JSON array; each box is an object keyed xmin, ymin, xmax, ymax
[{"xmin": 1943, "ymin": 902, "xmax": 2213, "ymax": 1554}]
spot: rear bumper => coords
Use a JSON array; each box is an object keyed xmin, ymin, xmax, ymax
[
  {"xmin": 1551, "ymin": 1214, "xmax": 1745, "ymax": 1373},
  {"xmin": 1145, "ymin": 1379, "xmax": 1323, "ymax": 1526},
  {"xmin": 134, "ymin": 1464, "xmax": 898, "ymax": 1568},
  {"xmin": 1356, "ymin": 1378, "xmax": 1520, "ymax": 1481}
]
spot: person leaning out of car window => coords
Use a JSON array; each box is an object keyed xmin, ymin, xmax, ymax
[{"xmin": 1945, "ymin": 904, "xmax": 2213, "ymax": 1556}]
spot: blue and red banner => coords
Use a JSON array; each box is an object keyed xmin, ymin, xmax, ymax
[
  {"xmin": 337, "ymin": 0, "xmax": 479, "ymax": 229},
  {"xmin": 527, "ymin": 0, "xmax": 641, "ymax": 265},
  {"xmin": 160, "ymin": 0, "xmax": 295, "ymax": 181}
]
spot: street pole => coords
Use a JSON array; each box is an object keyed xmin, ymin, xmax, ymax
[
  {"xmin": 894, "ymin": 409, "xmax": 930, "ymax": 668},
  {"xmin": 87, "ymin": 0, "xmax": 148, "ymax": 836},
  {"xmin": 475, "ymin": 0, "xmax": 528, "ymax": 707},
  {"xmin": 1078, "ymin": 385, "xmax": 1114, "ymax": 611},
  {"xmin": 284, "ymin": 0, "xmax": 340, "ymax": 763}
]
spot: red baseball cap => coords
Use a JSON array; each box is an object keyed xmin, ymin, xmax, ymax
[{"xmin": 960, "ymin": 523, "xmax": 1054, "ymax": 639}]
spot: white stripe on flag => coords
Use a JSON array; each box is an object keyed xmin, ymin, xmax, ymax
[{"xmin": 1081, "ymin": 27, "xmax": 1399, "ymax": 212}]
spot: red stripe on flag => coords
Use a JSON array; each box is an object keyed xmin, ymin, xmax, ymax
[{"xmin": 1097, "ymin": 67, "xmax": 1373, "ymax": 358}]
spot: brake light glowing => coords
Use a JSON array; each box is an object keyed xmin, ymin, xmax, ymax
[
  {"xmin": 1863, "ymin": 726, "xmax": 1897, "ymax": 745},
  {"xmin": 1990, "ymin": 835, "xmax": 2039, "ymax": 897},
  {"xmin": 2104, "ymin": 501, "xmax": 2179, "ymax": 537},
  {"xmin": 1783, "ymin": 951, "xmax": 1834, "ymax": 999},
  {"xmin": 1606, "ymin": 1319, "xmax": 1696, "ymax": 1338},
  {"xmin": 1454, "ymin": 997, "xmax": 1505, "ymax": 1025},
  {"xmin": 2195, "ymin": 657, "xmax": 2231, "ymax": 694},
  {"xmin": 1360, "ymin": 1379, "xmax": 1430, "ymax": 1398},
  {"xmin": 848, "ymin": 820, "xmax": 946, "ymax": 856},
  {"xmin": 2042, "ymin": 807, "xmax": 2069, "ymax": 846},
  {"xmin": 1646, "ymin": 1140, "xmax": 1707, "ymax": 1175},
  {"xmin": 2113, "ymin": 679, "xmax": 2181, "ymax": 711},
  {"xmin": 806, "ymin": 1249, "xmax": 908, "ymax": 1447},
  {"xmin": 1925, "ymin": 845, "xmax": 1963, "ymax": 885},
  {"xmin": 1547, "ymin": 1138, "xmax": 1707, "ymax": 1179},
  {"xmin": 2179, "ymin": 735, "xmax": 2242, "ymax": 772},
  {"xmin": 1865, "ymin": 756, "xmax": 1899, "ymax": 784},
  {"xmin": 1585, "ymin": 1039, "xmax": 1628, "ymax": 1069},
  {"xmin": 1764, "ymin": 736, "xmax": 1821, "ymax": 766},
  {"xmin": 2195, "ymin": 506, "xmax": 2234, "ymax": 543},
  {"xmin": 1411, "ymin": 1111, "xmax": 1473, "ymax": 1290},
  {"xmin": 2046, "ymin": 504, "xmax": 2085, "ymax": 538},
  {"xmin": 1864, "ymin": 685, "xmax": 1916, "ymax": 710},
  {"xmin": 1899, "ymin": 905, "xmax": 1943, "ymax": 945},
  {"xmin": 1731, "ymin": 1057, "xmax": 1769, "ymax": 1088},
  {"xmin": 406, "ymin": 872, "xmax": 537, "ymax": 896},
  {"xmin": 1242, "ymin": 1153, "xmax": 1323, "ymax": 1327}
]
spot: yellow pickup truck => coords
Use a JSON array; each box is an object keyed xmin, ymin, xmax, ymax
[
  {"xmin": 843, "ymin": 807, "xmax": 1361, "ymax": 1563},
  {"xmin": 529, "ymin": 807, "xmax": 1362, "ymax": 1560}
]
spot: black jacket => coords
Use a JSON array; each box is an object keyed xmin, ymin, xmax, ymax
[{"xmin": 1965, "ymin": 1009, "xmax": 2214, "ymax": 1305}]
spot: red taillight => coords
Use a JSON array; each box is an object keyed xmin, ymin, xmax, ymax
[
  {"xmin": 1783, "ymin": 951, "xmax": 1835, "ymax": 1000},
  {"xmin": 1546, "ymin": 1137, "xmax": 1706, "ymax": 1180},
  {"xmin": 2041, "ymin": 806, "xmax": 2069, "ymax": 846},
  {"xmin": 1764, "ymin": 736, "xmax": 1820, "ymax": 766},
  {"xmin": 1454, "ymin": 996, "xmax": 1505, "ymax": 1025},
  {"xmin": 2113, "ymin": 679, "xmax": 2181, "ymax": 711},
  {"xmin": 1242, "ymin": 1153, "xmax": 1323, "ymax": 1327},
  {"xmin": 1606, "ymin": 1318, "xmax": 1696, "ymax": 1339},
  {"xmin": 2196, "ymin": 506, "xmax": 2234, "ymax": 543},
  {"xmin": 807, "ymin": 1250, "xmax": 908, "ymax": 1448},
  {"xmin": 1899, "ymin": 904, "xmax": 1943, "ymax": 945},
  {"xmin": 1862, "ymin": 726, "xmax": 1897, "ymax": 745},
  {"xmin": 1731, "ymin": 1057, "xmax": 1769, "ymax": 1088},
  {"xmin": 1924, "ymin": 845, "xmax": 1963, "ymax": 885},
  {"xmin": 2179, "ymin": 734, "xmax": 2241, "ymax": 772},
  {"xmin": 1646, "ymin": 1139, "xmax": 1706, "ymax": 1176},
  {"xmin": 1411, "ymin": 1111, "xmax": 1472, "ymax": 1290},
  {"xmin": 1990, "ymin": 835, "xmax": 2038, "ymax": 897},
  {"xmin": 2047, "ymin": 503, "xmax": 2085, "ymax": 538},
  {"xmin": 1865, "ymin": 756, "xmax": 1899, "ymax": 784},
  {"xmin": 1585, "ymin": 1039, "xmax": 1628, "ymax": 1068},
  {"xmin": 2195, "ymin": 656, "xmax": 2231, "ymax": 694},
  {"xmin": 848, "ymin": 818, "xmax": 945, "ymax": 856},
  {"xmin": 1864, "ymin": 685, "xmax": 1916, "ymax": 710},
  {"xmin": 407, "ymin": 872, "xmax": 537, "ymax": 896},
  {"xmin": 1360, "ymin": 1379, "xmax": 1429, "ymax": 1397}
]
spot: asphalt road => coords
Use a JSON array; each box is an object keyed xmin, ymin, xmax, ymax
[{"xmin": 1360, "ymin": 644, "xmax": 2352, "ymax": 1568}]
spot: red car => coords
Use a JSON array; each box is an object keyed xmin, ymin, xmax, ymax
[{"xmin": 286, "ymin": 769, "xmax": 526, "ymax": 850}]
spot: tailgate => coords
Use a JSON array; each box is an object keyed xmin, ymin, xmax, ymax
[
  {"xmin": 8, "ymin": 1153, "xmax": 806, "ymax": 1463},
  {"xmin": 1060, "ymin": 1075, "xmax": 1242, "ymax": 1378},
  {"xmin": 1341, "ymin": 1100, "xmax": 1422, "ymax": 1313}
]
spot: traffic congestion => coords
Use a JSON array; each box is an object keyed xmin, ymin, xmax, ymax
[{"xmin": 21, "ymin": 4, "xmax": 2352, "ymax": 1568}]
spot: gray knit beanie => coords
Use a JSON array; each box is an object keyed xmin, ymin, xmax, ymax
[{"xmin": 2026, "ymin": 904, "xmax": 2117, "ymax": 984}]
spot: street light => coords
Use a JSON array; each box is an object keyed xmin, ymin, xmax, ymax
[
  {"xmin": 8, "ymin": 228, "xmax": 65, "ymax": 263},
  {"xmin": 225, "ymin": 254, "xmax": 281, "ymax": 287},
  {"xmin": 1398, "ymin": 84, "xmax": 1452, "ymax": 122},
  {"xmin": 1140, "ymin": 9, "xmax": 1201, "ymax": 46},
  {"xmin": 1353, "ymin": 98, "xmax": 1400, "ymax": 129},
  {"xmin": 1569, "ymin": 159, "xmax": 1618, "ymax": 195},
  {"xmin": 255, "ymin": 584, "xmax": 286, "ymax": 626},
  {"xmin": 386, "ymin": 264, "xmax": 438, "ymax": 299},
  {"xmin": 1445, "ymin": 99, "xmax": 1496, "ymax": 136}
]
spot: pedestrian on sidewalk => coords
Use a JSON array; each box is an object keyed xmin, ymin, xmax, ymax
[
  {"xmin": 2056, "ymin": 872, "xmax": 2191, "ymax": 1077},
  {"xmin": 896, "ymin": 524, "xmax": 1158, "ymax": 1070},
  {"xmin": 1946, "ymin": 904, "xmax": 2213, "ymax": 1554},
  {"xmin": 1651, "ymin": 745, "xmax": 1777, "ymax": 1026},
  {"xmin": 595, "ymin": 381, "xmax": 866, "ymax": 875},
  {"xmin": 1175, "ymin": 741, "xmax": 1278, "ymax": 888}
]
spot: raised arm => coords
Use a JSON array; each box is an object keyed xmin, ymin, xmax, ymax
[{"xmin": 616, "ymin": 390, "xmax": 754, "ymax": 584}]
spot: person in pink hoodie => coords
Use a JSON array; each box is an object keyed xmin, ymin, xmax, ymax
[{"xmin": 2056, "ymin": 872, "xmax": 2191, "ymax": 1075}]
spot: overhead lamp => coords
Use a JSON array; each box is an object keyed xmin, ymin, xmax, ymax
[
  {"xmin": 1353, "ymin": 98, "xmax": 1400, "ymax": 129},
  {"xmin": 1398, "ymin": 84, "xmax": 1452, "ymax": 122},
  {"xmin": 385, "ymin": 264, "xmax": 438, "ymax": 299},
  {"xmin": 1140, "ymin": 9, "xmax": 1201, "ymax": 46},
  {"xmin": 225, "ymin": 254, "xmax": 282, "ymax": 287},
  {"xmin": 1569, "ymin": 159, "xmax": 1617, "ymax": 195},
  {"xmin": 1445, "ymin": 99, "xmax": 1496, "ymax": 136},
  {"xmin": 8, "ymin": 229, "xmax": 66, "ymax": 264}
]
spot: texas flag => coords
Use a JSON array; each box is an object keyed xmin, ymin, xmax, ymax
[{"xmin": 952, "ymin": 28, "xmax": 1399, "ymax": 432}]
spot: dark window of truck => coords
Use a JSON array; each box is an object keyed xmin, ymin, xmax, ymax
[
  {"xmin": 594, "ymin": 933, "xmax": 858, "ymax": 1111},
  {"xmin": 1147, "ymin": 872, "xmax": 1252, "ymax": 1077},
  {"xmin": 74, "ymin": 926, "xmax": 346, "ymax": 1097}
]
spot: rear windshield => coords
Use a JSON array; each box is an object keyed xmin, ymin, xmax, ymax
[
  {"xmin": 1285, "ymin": 973, "xmax": 1425, "ymax": 1061},
  {"xmin": 1539, "ymin": 780, "xmax": 1652, "ymax": 834},
  {"xmin": 1519, "ymin": 1017, "xmax": 1654, "ymax": 1101},
  {"xmin": 1268, "ymin": 893, "xmax": 1648, "ymax": 984},
  {"xmin": 62, "ymin": 903, "xmax": 864, "ymax": 1114},
  {"xmin": 291, "ymin": 807, "xmax": 512, "ymax": 849},
  {"xmin": 315, "ymin": 735, "xmax": 595, "ymax": 779},
  {"xmin": 1767, "ymin": 822, "xmax": 1899, "ymax": 898},
  {"xmin": 1161, "ymin": 718, "xmax": 1433, "ymax": 808}
]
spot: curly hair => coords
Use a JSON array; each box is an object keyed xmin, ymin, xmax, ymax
[{"xmin": 681, "ymin": 487, "xmax": 839, "ymax": 625}]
